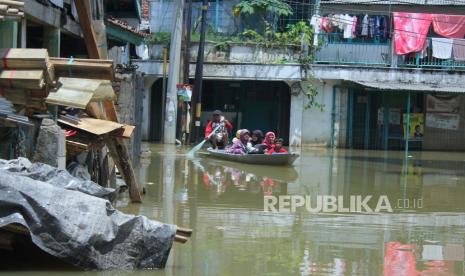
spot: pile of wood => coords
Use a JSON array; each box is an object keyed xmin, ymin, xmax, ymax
[
  {"xmin": 49, "ymin": 57, "xmax": 114, "ymax": 80},
  {"xmin": 0, "ymin": 0, "xmax": 24, "ymax": 21},
  {"xmin": 0, "ymin": 48, "xmax": 55, "ymax": 112}
]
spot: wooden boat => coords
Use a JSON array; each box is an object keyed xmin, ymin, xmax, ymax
[{"xmin": 203, "ymin": 149, "xmax": 299, "ymax": 166}]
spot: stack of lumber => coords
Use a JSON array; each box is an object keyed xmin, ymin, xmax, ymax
[
  {"xmin": 0, "ymin": 48, "xmax": 55, "ymax": 112},
  {"xmin": 0, "ymin": 0, "xmax": 24, "ymax": 21}
]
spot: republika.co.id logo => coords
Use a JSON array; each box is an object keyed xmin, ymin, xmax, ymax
[{"xmin": 264, "ymin": 195, "xmax": 423, "ymax": 213}]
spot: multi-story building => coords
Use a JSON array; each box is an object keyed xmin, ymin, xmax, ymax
[{"xmin": 136, "ymin": 0, "xmax": 465, "ymax": 152}]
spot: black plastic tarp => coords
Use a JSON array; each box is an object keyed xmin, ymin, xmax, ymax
[
  {"xmin": 0, "ymin": 158, "xmax": 116, "ymax": 202},
  {"xmin": 0, "ymin": 160, "xmax": 176, "ymax": 270}
]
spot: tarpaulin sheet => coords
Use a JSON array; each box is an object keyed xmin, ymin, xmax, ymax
[
  {"xmin": 394, "ymin": 12, "xmax": 432, "ymax": 55},
  {"xmin": 0, "ymin": 159, "xmax": 176, "ymax": 270},
  {"xmin": 0, "ymin": 158, "xmax": 116, "ymax": 202},
  {"xmin": 432, "ymin": 14, "xmax": 465, "ymax": 39}
]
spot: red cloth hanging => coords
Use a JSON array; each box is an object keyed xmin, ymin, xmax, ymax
[
  {"xmin": 432, "ymin": 14, "xmax": 465, "ymax": 38},
  {"xmin": 394, "ymin": 12, "xmax": 432, "ymax": 55}
]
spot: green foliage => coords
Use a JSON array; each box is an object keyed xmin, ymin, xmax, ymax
[
  {"xmin": 147, "ymin": 32, "xmax": 171, "ymax": 47},
  {"xmin": 275, "ymin": 21, "xmax": 313, "ymax": 46},
  {"xmin": 304, "ymin": 83, "xmax": 325, "ymax": 111},
  {"xmin": 233, "ymin": 0, "xmax": 293, "ymax": 18}
]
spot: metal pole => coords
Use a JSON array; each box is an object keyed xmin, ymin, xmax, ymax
[
  {"xmin": 215, "ymin": 0, "xmax": 219, "ymax": 32},
  {"xmin": 163, "ymin": 0, "xmax": 184, "ymax": 143},
  {"xmin": 383, "ymin": 93, "xmax": 389, "ymax": 150},
  {"xmin": 161, "ymin": 48, "xmax": 168, "ymax": 140},
  {"xmin": 404, "ymin": 92, "xmax": 411, "ymax": 160},
  {"xmin": 330, "ymin": 85, "xmax": 337, "ymax": 148},
  {"xmin": 347, "ymin": 89, "xmax": 353, "ymax": 148},
  {"xmin": 364, "ymin": 93, "xmax": 371, "ymax": 149},
  {"xmin": 183, "ymin": 0, "xmax": 193, "ymax": 84},
  {"xmin": 191, "ymin": 0, "xmax": 209, "ymax": 143}
]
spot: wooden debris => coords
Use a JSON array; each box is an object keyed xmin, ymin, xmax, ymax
[
  {"xmin": 58, "ymin": 117, "xmax": 125, "ymax": 136},
  {"xmin": 49, "ymin": 58, "xmax": 114, "ymax": 80},
  {"xmin": 0, "ymin": 0, "xmax": 24, "ymax": 8},
  {"xmin": 0, "ymin": 49, "xmax": 48, "ymax": 70},
  {"xmin": 0, "ymin": 70, "xmax": 45, "ymax": 89},
  {"xmin": 176, "ymin": 227, "xmax": 193, "ymax": 237}
]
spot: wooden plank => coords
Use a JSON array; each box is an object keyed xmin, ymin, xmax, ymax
[
  {"xmin": 0, "ymin": 69, "xmax": 44, "ymax": 89},
  {"xmin": 105, "ymin": 137, "xmax": 141, "ymax": 202},
  {"xmin": 49, "ymin": 57, "xmax": 114, "ymax": 80},
  {"xmin": 0, "ymin": 0, "xmax": 24, "ymax": 8},
  {"xmin": 74, "ymin": 0, "xmax": 100, "ymax": 59},
  {"xmin": 0, "ymin": 48, "xmax": 47, "ymax": 69},
  {"xmin": 58, "ymin": 117, "xmax": 124, "ymax": 136}
]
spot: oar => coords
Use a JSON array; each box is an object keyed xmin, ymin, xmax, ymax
[{"xmin": 187, "ymin": 123, "xmax": 223, "ymax": 157}]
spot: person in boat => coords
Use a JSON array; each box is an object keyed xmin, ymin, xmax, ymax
[
  {"xmin": 232, "ymin": 129, "xmax": 241, "ymax": 144},
  {"xmin": 226, "ymin": 129, "xmax": 250, "ymax": 155},
  {"xmin": 247, "ymin": 129, "xmax": 264, "ymax": 153},
  {"xmin": 267, "ymin": 138, "xmax": 289, "ymax": 154},
  {"xmin": 262, "ymin": 131, "xmax": 276, "ymax": 153},
  {"xmin": 205, "ymin": 110, "xmax": 233, "ymax": 149}
]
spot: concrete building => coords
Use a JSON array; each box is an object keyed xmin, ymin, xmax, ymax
[{"xmin": 133, "ymin": 0, "xmax": 465, "ymax": 151}]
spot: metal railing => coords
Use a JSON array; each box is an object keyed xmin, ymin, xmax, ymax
[
  {"xmin": 397, "ymin": 37, "xmax": 465, "ymax": 70},
  {"xmin": 313, "ymin": 33, "xmax": 390, "ymax": 66}
]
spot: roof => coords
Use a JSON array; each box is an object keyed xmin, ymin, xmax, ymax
[
  {"xmin": 320, "ymin": 0, "xmax": 465, "ymax": 5},
  {"xmin": 353, "ymin": 81, "xmax": 465, "ymax": 93},
  {"xmin": 105, "ymin": 16, "xmax": 149, "ymax": 38}
]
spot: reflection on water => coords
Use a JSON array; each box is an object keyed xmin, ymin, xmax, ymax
[{"xmin": 4, "ymin": 145, "xmax": 465, "ymax": 275}]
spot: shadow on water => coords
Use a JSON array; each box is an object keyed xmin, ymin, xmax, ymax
[{"xmin": 4, "ymin": 144, "xmax": 465, "ymax": 275}]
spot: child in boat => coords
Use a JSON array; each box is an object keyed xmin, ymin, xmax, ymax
[
  {"xmin": 226, "ymin": 129, "xmax": 250, "ymax": 155},
  {"xmin": 267, "ymin": 138, "xmax": 288, "ymax": 154},
  {"xmin": 262, "ymin": 131, "xmax": 276, "ymax": 153},
  {"xmin": 247, "ymin": 130, "xmax": 264, "ymax": 153}
]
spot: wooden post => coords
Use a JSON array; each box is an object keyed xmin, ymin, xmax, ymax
[{"xmin": 77, "ymin": 1, "xmax": 141, "ymax": 202}]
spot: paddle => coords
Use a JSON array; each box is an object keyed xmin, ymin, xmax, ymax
[{"xmin": 187, "ymin": 123, "xmax": 224, "ymax": 158}]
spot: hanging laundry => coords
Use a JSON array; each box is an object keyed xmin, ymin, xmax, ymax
[
  {"xmin": 321, "ymin": 17, "xmax": 333, "ymax": 33},
  {"xmin": 380, "ymin": 16, "xmax": 389, "ymax": 39},
  {"xmin": 393, "ymin": 12, "xmax": 432, "ymax": 55},
  {"xmin": 361, "ymin": 14, "xmax": 369, "ymax": 36},
  {"xmin": 419, "ymin": 39, "xmax": 429, "ymax": 58},
  {"xmin": 368, "ymin": 17, "xmax": 375, "ymax": 38},
  {"xmin": 310, "ymin": 15, "xmax": 322, "ymax": 46},
  {"xmin": 432, "ymin": 38, "xmax": 453, "ymax": 59},
  {"xmin": 432, "ymin": 14, "xmax": 465, "ymax": 39},
  {"xmin": 453, "ymin": 39, "xmax": 465, "ymax": 61},
  {"xmin": 343, "ymin": 14, "xmax": 356, "ymax": 39}
]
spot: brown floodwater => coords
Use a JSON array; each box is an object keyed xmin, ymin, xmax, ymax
[{"xmin": 4, "ymin": 144, "xmax": 465, "ymax": 275}]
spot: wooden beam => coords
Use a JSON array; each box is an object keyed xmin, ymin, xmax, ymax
[
  {"xmin": 105, "ymin": 137, "xmax": 141, "ymax": 203},
  {"xmin": 74, "ymin": 0, "xmax": 100, "ymax": 59},
  {"xmin": 0, "ymin": 0, "xmax": 24, "ymax": 8}
]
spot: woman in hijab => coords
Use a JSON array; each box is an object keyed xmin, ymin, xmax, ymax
[
  {"xmin": 263, "ymin": 131, "xmax": 276, "ymax": 152},
  {"xmin": 226, "ymin": 129, "xmax": 250, "ymax": 155}
]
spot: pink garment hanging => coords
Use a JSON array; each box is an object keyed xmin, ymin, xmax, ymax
[
  {"xmin": 394, "ymin": 12, "xmax": 432, "ymax": 55},
  {"xmin": 432, "ymin": 14, "xmax": 465, "ymax": 39}
]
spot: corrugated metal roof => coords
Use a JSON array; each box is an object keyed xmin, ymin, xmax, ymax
[
  {"xmin": 321, "ymin": 0, "xmax": 465, "ymax": 5},
  {"xmin": 353, "ymin": 81, "xmax": 465, "ymax": 93}
]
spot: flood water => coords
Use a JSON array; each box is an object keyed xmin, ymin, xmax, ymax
[{"xmin": 4, "ymin": 144, "xmax": 465, "ymax": 275}]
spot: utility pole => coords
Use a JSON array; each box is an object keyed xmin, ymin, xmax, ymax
[
  {"xmin": 182, "ymin": 0, "xmax": 193, "ymax": 144},
  {"xmin": 163, "ymin": 0, "xmax": 184, "ymax": 144},
  {"xmin": 191, "ymin": 0, "xmax": 209, "ymax": 143}
]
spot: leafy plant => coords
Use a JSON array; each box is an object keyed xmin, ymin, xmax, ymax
[
  {"xmin": 233, "ymin": 0, "xmax": 293, "ymax": 37},
  {"xmin": 304, "ymin": 83, "xmax": 325, "ymax": 111},
  {"xmin": 147, "ymin": 32, "xmax": 171, "ymax": 47}
]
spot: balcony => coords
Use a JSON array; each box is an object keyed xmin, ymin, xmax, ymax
[
  {"xmin": 314, "ymin": 33, "xmax": 390, "ymax": 66},
  {"xmin": 313, "ymin": 35, "xmax": 465, "ymax": 71},
  {"xmin": 397, "ymin": 37, "xmax": 465, "ymax": 70}
]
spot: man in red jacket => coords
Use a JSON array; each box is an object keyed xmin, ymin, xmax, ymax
[{"xmin": 205, "ymin": 110, "xmax": 233, "ymax": 149}]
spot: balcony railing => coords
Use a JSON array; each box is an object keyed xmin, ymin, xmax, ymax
[
  {"xmin": 314, "ymin": 33, "xmax": 390, "ymax": 66},
  {"xmin": 397, "ymin": 37, "xmax": 465, "ymax": 69}
]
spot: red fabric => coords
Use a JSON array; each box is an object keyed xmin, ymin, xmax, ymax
[
  {"xmin": 204, "ymin": 120, "xmax": 233, "ymax": 138},
  {"xmin": 394, "ymin": 12, "xmax": 432, "ymax": 55},
  {"xmin": 263, "ymin": 132, "xmax": 276, "ymax": 149},
  {"xmin": 384, "ymin": 242, "xmax": 419, "ymax": 276},
  {"xmin": 432, "ymin": 14, "xmax": 465, "ymax": 38},
  {"xmin": 267, "ymin": 147, "xmax": 288, "ymax": 154}
]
